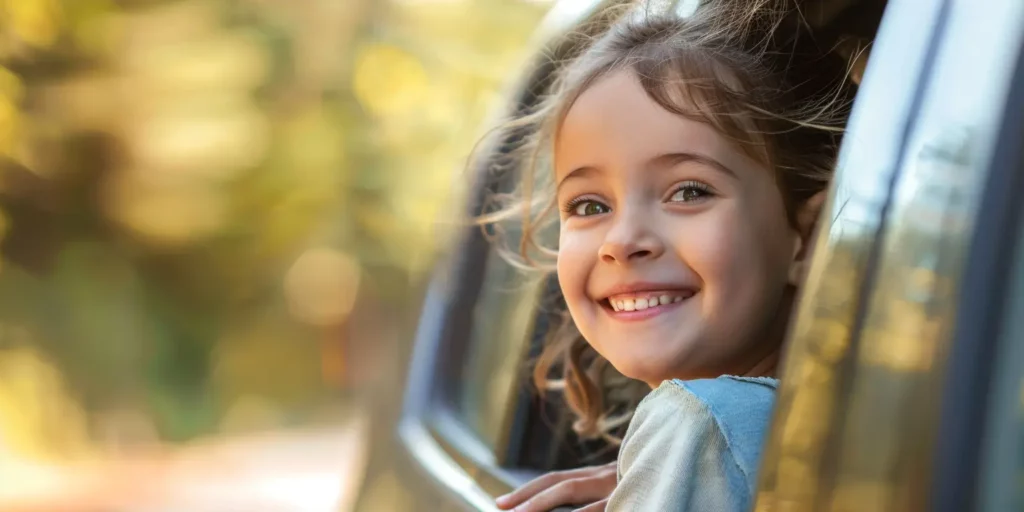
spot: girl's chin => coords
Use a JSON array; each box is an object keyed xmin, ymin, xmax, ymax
[
  {"xmin": 603, "ymin": 341, "xmax": 729, "ymax": 383},
  {"xmin": 605, "ymin": 354, "xmax": 691, "ymax": 386}
]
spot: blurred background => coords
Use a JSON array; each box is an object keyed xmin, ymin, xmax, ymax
[{"xmin": 0, "ymin": 0, "xmax": 551, "ymax": 510}]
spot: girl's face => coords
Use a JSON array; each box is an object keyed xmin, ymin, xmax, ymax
[{"xmin": 554, "ymin": 70, "xmax": 805, "ymax": 387}]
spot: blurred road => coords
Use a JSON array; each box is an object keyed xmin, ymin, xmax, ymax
[{"xmin": 0, "ymin": 412, "xmax": 370, "ymax": 512}]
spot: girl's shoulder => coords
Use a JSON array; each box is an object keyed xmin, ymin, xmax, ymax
[
  {"xmin": 641, "ymin": 375, "xmax": 779, "ymax": 421},
  {"xmin": 638, "ymin": 376, "xmax": 779, "ymax": 479},
  {"xmin": 611, "ymin": 376, "xmax": 778, "ymax": 510},
  {"xmin": 666, "ymin": 375, "xmax": 779, "ymax": 418}
]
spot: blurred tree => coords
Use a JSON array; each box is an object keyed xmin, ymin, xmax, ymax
[{"xmin": 0, "ymin": 0, "xmax": 550, "ymax": 458}]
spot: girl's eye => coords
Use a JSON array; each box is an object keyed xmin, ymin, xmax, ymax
[
  {"xmin": 565, "ymin": 199, "xmax": 611, "ymax": 217},
  {"xmin": 668, "ymin": 181, "xmax": 713, "ymax": 203}
]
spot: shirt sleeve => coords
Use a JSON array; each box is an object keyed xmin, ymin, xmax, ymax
[{"xmin": 607, "ymin": 381, "xmax": 751, "ymax": 512}]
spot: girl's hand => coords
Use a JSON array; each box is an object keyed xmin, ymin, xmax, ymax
[{"xmin": 494, "ymin": 461, "xmax": 617, "ymax": 512}]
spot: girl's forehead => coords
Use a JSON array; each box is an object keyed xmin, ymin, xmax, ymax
[{"xmin": 554, "ymin": 70, "xmax": 750, "ymax": 178}]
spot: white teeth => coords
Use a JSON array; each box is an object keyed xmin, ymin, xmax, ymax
[{"xmin": 607, "ymin": 293, "xmax": 691, "ymax": 313}]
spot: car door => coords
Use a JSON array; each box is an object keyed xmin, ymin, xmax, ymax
[{"xmin": 754, "ymin": 0, "xmax": 1024, "ymax": 511}]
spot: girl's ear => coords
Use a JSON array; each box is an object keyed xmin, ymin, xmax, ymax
[{"xmin": 788, "ymin": 190, "xmax": 828, "ymax": 286}]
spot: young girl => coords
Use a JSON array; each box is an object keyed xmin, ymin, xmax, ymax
[{"xmin": 487, "ymin": 1, "xmax": 857, "ymax": 510}]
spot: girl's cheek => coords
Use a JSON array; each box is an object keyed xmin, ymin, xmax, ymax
[
  {"xmin": 556, "ymin": 234, "xmax": 594, "ymax": 302},
  {"xmin": 669, "ymin": 216, "xmax": 733, "ymax": 269},
  {"xmin": 557, "ymin": 230, "xmax": 591, "ymax": 265}
]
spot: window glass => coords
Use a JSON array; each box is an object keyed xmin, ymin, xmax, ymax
[{"xmin": 457, "ymin": 236, "xmax": 548, "ymax": 450}]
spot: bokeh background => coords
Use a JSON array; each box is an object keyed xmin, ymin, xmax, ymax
[{"xmin": 0, "ymin": 0, "xmax": 551, "ymax": 510}]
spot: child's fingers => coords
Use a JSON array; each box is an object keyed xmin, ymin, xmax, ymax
[
  {"xmin": 510, "ymin": 478, "xmax": 611, "ymax": 512},
  {"xmin": 495, "ymin": 466, "xmax": 606, "ymax": 509},
  {"xmin": 495, "ymin": 463, "xmax": 617, "ymax": 512},
  {"xmin": 495, "ymin": 471, "xmax": 575, "ymax": 509},
  {"xmin": 573, "ymin": 499, "xmax": 609, "ymax": 512}
]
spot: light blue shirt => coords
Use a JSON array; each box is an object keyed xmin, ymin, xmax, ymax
[{"xmin": 607, "ymin": 376, "xmax": 778, "ymax": 511}]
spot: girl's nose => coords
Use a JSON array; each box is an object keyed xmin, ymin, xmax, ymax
[{"xmin": 597, "ymin": 211, "xmax": 666, "ymax": 265}]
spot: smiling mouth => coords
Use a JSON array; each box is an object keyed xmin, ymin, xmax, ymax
[{"xmin": 601, "ymin": 290, "xmax": 696, "ymax": 313}]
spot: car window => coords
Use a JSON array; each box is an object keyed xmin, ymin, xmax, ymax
[{"xmin": 457, "ymin": 245, "xmax": 546, "ymax": 450}]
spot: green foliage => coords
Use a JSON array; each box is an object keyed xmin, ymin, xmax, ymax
[{"xmin": 0, "ymin": 0, "xmax": 548, "ymax": 452}]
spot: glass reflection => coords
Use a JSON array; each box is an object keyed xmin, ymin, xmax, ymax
[
  {"xmin": 458, "ymin": 249, "xmax": 544, "ymax": 451},
  {"xmin": 756, "ymin": 0, "xmax": 1024, "ymax": 510},
  {"xmin": 755, "ymin": 0, "xmax": 947, "ymax": 507}
]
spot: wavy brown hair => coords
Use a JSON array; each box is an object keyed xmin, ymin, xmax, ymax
[{"xmin": 478, "ymin": 0, "xmax": 860, "ymax": 442}]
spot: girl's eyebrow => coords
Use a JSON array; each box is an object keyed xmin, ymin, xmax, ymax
[
  {"xmin": 556, "ymin": 165, "xmax": 599, "ymax": 192},
  {"xmin": 649, "ymin": 152, "xmax": 738, "ymax": 180}
]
